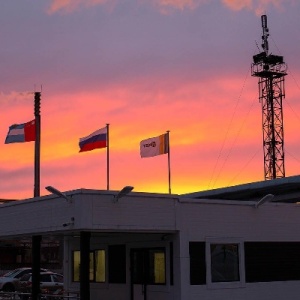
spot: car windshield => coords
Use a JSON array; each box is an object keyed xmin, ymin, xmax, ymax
[
  {"xmin": 2, "ymin": 269, "xmax": 22, "ymax": 278},
  {"xmin": 20, "ymin": 274, "xmax": 31, "ymax": 281},
  {"xmin": 54, "ymin": 275, "xmax": 63, "ymax": 283}
]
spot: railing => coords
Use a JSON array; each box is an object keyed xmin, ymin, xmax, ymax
[{"xmin": 0, "ymin": 291, "xmax": 80, "ymax": 300}]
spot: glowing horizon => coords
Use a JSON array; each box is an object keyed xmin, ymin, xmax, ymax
[{"xmin": 1, "ymin": 1, "xmax": 300, "ymax": 199}]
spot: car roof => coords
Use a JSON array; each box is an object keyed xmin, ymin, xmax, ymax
[
  {"xmin": 17, "ymin": 268, "xmax": 46, "ymax": 273},
  {"xmin": 25, "ymin": 272, "xmax": 63, "ymax": 276}
]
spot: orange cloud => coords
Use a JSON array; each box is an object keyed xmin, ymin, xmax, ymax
[
  {"xmin": 47, "ymin": 0, "xmax": 112, "ymax": 14},
  {"xmin": 1, "ymin": 68, "xmax": 299, "ymax": 199}
]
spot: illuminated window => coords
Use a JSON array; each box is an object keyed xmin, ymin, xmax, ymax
[
  {"xmin": 73, "ymin": 251, "xmax": 80, "ymax": 282},
  {"xmin": 72, "ymin": 249, "xmax": 106, "ymax": 282},
  {"xmin": 152, "ymin": 250, "xmax": 166, "ymax": 284},
  {"xmin": 95, "ymin": 250, "xmax": 106, "ymax": 282},
  {"xmin": 132, "ymin": 248, "xmax": 166, "ymax": 285}
]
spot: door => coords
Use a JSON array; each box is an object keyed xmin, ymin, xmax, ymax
[
  {"xmin": 131, "ymin": 249, "xmax": 147, "ymax": 300},
  {"xmin": 130, "ymin": 248, "xmax": 166, "ymax": 300}
]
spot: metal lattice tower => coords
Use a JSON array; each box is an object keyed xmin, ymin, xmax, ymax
[{"xmin": 251, "ymin": 15, "xmax": 287, "ymax": 180}]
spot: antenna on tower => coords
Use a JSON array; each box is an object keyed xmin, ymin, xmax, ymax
[
  {"xmin": 251, "ymin": 15, "xmax": 287, "ymax": 180},
  {"xmin": 261, "ymin": 15, "xmax": 269, "ymax": 55}
]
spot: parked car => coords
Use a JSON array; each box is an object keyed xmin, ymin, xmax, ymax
[
  {"xmin": 17, "ymin": 271, "xmax": 63, "ymax": 300},
  {"xmin": 0, "ymin": 267, "xmax": 48, "ymax": 292}
]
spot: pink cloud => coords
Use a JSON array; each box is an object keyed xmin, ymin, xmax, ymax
[
  {"xmin": 221, "ymin": 0, "xmax": 287, "ymax": 15},
  {"xmin": 150, "ymin": 0, "xmax": 205, "ymax": 13},
  {"xmin": 47, "ymin": 0, "xmax": 203, "ymax": 14},
  {"xmin": 47, "ymin": 0, "xmax": 291, "ymax": 14}
]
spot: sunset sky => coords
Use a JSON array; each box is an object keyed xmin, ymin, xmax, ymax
[{"xmin": 1, "ymin": 0, "xmax": 300, "ymax": 199}]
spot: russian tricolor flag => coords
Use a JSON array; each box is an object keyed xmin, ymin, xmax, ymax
[
  {"xmin": 5, "ymin": 120, "xmax": 36, "ymax": 144},
  {"xmin": 79, "ymin": 127, "xmax": 107, "ymax": 152}
]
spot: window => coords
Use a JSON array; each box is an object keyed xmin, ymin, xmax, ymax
[
  {"xmin": 206, "ymin": 238, "xmax": 245, "ymax": 288},
  {"xmin": 245, "ymin": 242, "xmax": 300, "ymax": 282},
  {"xmin": 40, "ymin": 274, "xmax": 52, "ymax": 282},
  {"xmin": 73, "ymin": 251, "xmax": 79, "ymax": 281},
  {"xmin": 53, "ymin": 274, "xmax": 64, "ymax": 283},
  {"xmin": 108, "ymin": 245, "xmax": 126, "ymax": 283},
  {"xmin": 19, "ymin": 274, "xmax": 31, "ymax": 282},
  {"xmin": 210, "ymin": 243, "xmax": 240, "ymax": 282},
  {"xmin": 150, "ymin": 249, "xmax": 166, "ymax": 284},
  {"xmin": 189, "ymin": 242, "xmax": 206, "ymax": 285},
  {"xmin": 131, "ymin": 248, "xmax": 166, "ymax": 285},
  {"xmin": 95, "ymin": 250, "xmax": 106, "ymax": 282},
  {"xmin": 72, "ymin": 249, "xmax": 106, "ymax": 283}
]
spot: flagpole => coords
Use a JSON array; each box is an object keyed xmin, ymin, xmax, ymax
[
  {"xmin": 167, "ymin": 130, "xmax": 171, "ymax": 194},
  {"xmin": 34, "ymin": 92, "xmax": 41, "ymax": 198},
  {"xmin": 106, "ymin": 123, "xmax": 110, "ymax": 190},
  {"xmin": 32, "ymin": 91, "xmax": 41, "ymax": 300}
]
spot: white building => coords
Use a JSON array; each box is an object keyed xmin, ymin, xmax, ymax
[{"xmin": 1, "ymin": 175, "xmax": 300, "ymax": 300}]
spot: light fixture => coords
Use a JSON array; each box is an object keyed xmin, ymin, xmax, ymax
[
  {"xmin": 45, "ymin": 186, "xmax": 72, "ymax": 203},
  {"xmin": 113, "ymin": 186, "xmax": 134, "ymax": 203},
  {"xmin": 63, "ymin": 217, "xmax": 75, "ymax": 227},
  {"xmin": 254, "ymin": 194, "xmax": 274, "ymax": 208}
]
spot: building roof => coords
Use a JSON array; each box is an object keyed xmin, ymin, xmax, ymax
[
  {"xmin": 0, "ymin": 199, "xmax": 17, "ymax": 204},
  {"xmin": 182, "ymin": 175, "xmax": 300, "ymax": 203}
]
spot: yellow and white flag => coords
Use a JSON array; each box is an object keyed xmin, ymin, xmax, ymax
[{"xmin": 140, "ymin": 133, "xmax": 169, "ymax": 158}]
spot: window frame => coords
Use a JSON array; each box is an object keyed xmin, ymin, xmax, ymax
[
  {"xmin": 205, "ymin": 237, "xmax": 245, "ymax": 289},
  {"xmin": 131, "ymin": 247, "xmax": 167, "ymax": 286},
  {"xmin": 148, "ymin": 248, "xmax": 166, "ymax": 285},
  {"xmin": 72, "ymin": 249, "xmax": 106, "ymax": 283}
]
